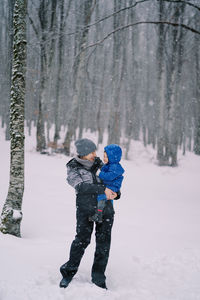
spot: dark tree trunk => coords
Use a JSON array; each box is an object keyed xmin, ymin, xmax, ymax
[
  {"xmin": 193, "ymin": 28, "xmax": 200, "ymax": 155},
  {"xmin": 63, "ymin": 0, "xmax": 95, "ymax": 155}
]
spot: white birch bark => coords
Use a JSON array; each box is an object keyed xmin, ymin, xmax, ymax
[{"xmin": 0, "ymin": 0, "xmax": 27, "ymax": 237}]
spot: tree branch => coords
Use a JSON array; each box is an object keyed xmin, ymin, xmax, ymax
[
  {"xmin": 79, "ymin": 21, "xmax": 200, "ymax": 55},
  {"xmin": 28, "ymin": 14, "xmax": 39, "ymax": 37},
  {"xmin": 65, "ymin": 0, "xmax": 200, "ymax": 38},
  {"xmin": 163, "ymin": 0, "xmax": 200, "ymax": 11},
  {"xmin": 76, "ymin": 0, "xmax": 200, "ymax": 32},
  {"xmin": 69, "ymin": 0, "xmax": 151, "ymax": 34}
]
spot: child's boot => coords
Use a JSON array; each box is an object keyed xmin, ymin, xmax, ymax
[
  {"xmin": 89, "ymin": 209, "xmax": 103, "ymax": 223},
  {"xmin": 96, "ymin": 209, "xmax": 103, "ymax": 223}
]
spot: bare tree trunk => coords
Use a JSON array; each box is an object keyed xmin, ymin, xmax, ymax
[
  {"xmin": 167, "ymin": 4, "xmax": 185, "ymax": 166},
  {"xmin": 36, "ymin": 87, "xmax": 46, "ymax": 151},
  {"xmin": 63, "ymin": 0, "xmax": 95, "ymax": 155},
  {"xmin": 193, "ymin": 21, "xmax": 200, "ymax": 155},
  {"xmin": 108, "ymin": 1, "xmax": 126, "ymax": 145},
  {"xmin": 124, "ymin": 2, "xmax": 139, "ymax": 158},
  {"xmin": 29, "ymin": 0, "xmax": 58, "ymax": 152},
  {"xmin": 0, "ymin": 0, "xmax": 27, "ymax": 237},
  {"xmin": 4, "ymin": 0, "xmax": 15, "ymax": 140},
  {"xmin": 54, "ymin": 0, "xmax": 72, "ymax": 145},
  {"xmin": 156, "ymin": 1, "xmax": 168, "ymax": 165},
  {"xmin": 97, "ymin": 47, "xmax": 107, "ymax": 146},
  {"xmin": 36, "ymin": 38, "xmax": 47, "ymax": 152}
]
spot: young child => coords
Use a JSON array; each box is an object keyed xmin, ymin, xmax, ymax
[{"xmin": 89, "ymin": 144, "xmax": 124, "ymax": 223}]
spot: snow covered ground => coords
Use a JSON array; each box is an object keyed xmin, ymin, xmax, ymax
[{"xmin": 0, "ymin": 126, "xmax": 200, "ymax": 300}]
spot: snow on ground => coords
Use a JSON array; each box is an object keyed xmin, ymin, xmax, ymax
[{"xmin": 0, "ymin": 126, "xmax": 200, "ymax": 300}]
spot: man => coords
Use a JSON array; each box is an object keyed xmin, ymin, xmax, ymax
[{"xmin": 59, "ymin": 138, "xmax": 117, "ymax": 289}]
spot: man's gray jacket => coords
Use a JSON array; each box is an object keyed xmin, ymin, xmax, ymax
[{"xmin": 66, "ymin": 157, "xmax": 106, "ymax": 216}]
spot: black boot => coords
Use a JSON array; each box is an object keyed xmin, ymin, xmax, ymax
[
  {"xmin": 59, "ymin": 276, "xmax": 72, "ymax": 288},
  {"xmin": 59, "ymin": 263, "xmax": 74, "ymax": 288},
  {"xmin": 92, "ymin": 279, "xmax": 107, "ymax": 289}
]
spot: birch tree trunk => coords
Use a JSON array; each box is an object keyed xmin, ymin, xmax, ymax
[
  {"xmin": 5, "ymin": 0, "xmax": 15, "ymax": 140},
  {"xmin": 0, "ymin": 0, "xmax": 27, "ymax": 237}
]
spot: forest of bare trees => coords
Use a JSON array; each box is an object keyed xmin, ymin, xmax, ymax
[{"xmin": 1, "ymin": 0, "xmax": 200, "ymax": 167}]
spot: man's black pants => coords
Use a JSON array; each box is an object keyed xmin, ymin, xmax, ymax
[{"xmin": 60, "ymin": 202, "xmax": 114, "ymax": 285}]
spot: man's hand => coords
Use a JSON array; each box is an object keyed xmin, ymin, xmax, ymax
[
  {"xmin": 91, "ymin": 157, "xmax": 104, "ymax": 172},
  {"xmin": 104, "ymin": 188, "xmax": 117, "ymax": 200}
]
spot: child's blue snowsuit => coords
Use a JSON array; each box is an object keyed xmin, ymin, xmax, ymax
[{"xmin": 89, "ymin": 144, "xmax": 124, "ymax": 223}]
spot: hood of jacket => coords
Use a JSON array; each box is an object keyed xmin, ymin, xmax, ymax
[{"xmin": 104, "ymin": 144, "xmax": 122, "ymax": 163}]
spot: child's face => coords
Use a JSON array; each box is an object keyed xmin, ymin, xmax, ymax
[{"xmin": 103, "ymin": 151, "xmax": 108, "ymax": 164}]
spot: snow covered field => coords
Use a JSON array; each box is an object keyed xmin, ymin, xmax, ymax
[{"xmin": 1, "ymin": 127, "xmax": 200, "ymax": 300}]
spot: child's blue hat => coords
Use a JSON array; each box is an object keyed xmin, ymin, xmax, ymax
[{"xmin": 104, "ymin": 144, "xmax": 122, "ymax": 163}]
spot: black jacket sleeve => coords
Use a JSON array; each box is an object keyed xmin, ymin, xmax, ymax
[
  {"xmin": 76, "ymin": 182, "xmax": 105, "ymax": 195},
  {"xmin": 114, "ymin": 190, "xmax": 121, "ymax": 200}
]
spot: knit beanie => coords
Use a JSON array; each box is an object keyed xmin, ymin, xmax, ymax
[{"xmin": 75, "ymin": 138, "xmax": 97, "ymax": 156}]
